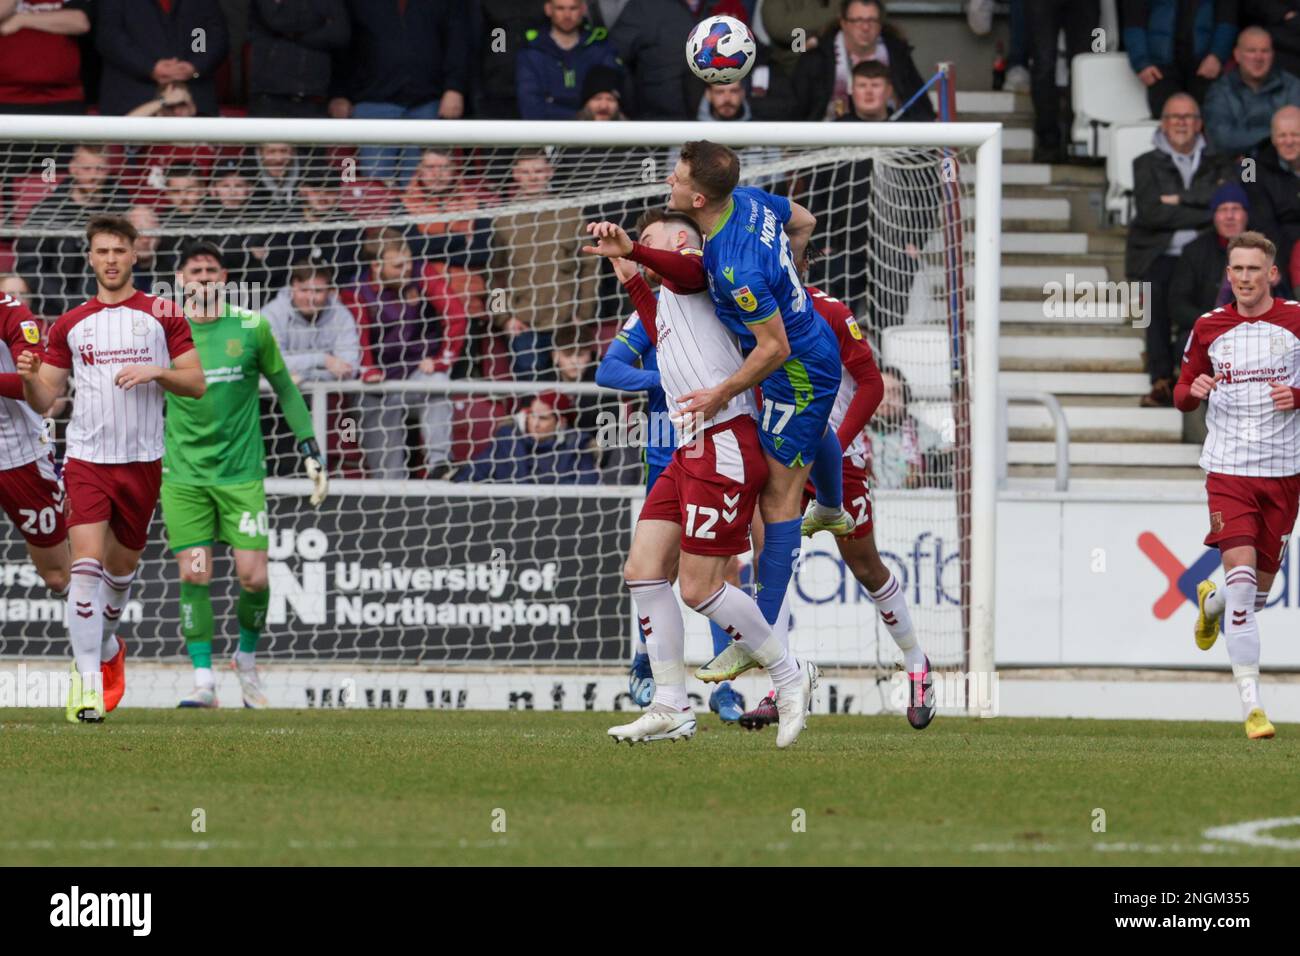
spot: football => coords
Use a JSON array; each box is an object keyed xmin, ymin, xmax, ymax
[{"xmin": 686, "ymin": 15, "xmax": 756, "ymax": 85}]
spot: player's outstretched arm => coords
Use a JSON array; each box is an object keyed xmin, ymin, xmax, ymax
[{"xmin": 16, "ymin": 350, "xmax": 67, "ymax": 416}]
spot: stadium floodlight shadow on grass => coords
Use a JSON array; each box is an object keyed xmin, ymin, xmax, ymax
[{"xmin": 0, "ymin": 114, "xmax": 1002, "ymax": 712}]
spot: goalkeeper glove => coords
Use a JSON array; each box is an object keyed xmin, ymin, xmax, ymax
[{"xmin": 298, "ymin": 438, "xmax": 328, "ymax": 507}]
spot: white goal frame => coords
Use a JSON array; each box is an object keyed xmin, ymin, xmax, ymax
[{"xmin": 1, "ymin": 114, "xmax": 1003, "ymax": 696}]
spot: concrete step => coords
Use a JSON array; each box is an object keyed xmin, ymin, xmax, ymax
[
  {"xmin": 999, "ymin": 300, "xmax": 1130, "ymax": 324},
  {"xmin": 1002, "ymin": 197, "xmax": 1071, "ymax": 223},
  {"xmin": 999, "ymin": 335, "xmax": 1143, "ymax": 372},
  {"xmin": 1000, "ymin": 318, "xmax": 1142, "ymax": 336},
  {"xmin": 1003, "ymin": 477, "xmax": 1204, "ymax": 495},
  {"xmin": 1001, "ymin": 265, "xmax": 1110, "ymax": 289},
  {"xmin": 963, "ymin": 163, "xmax": 1051, "ymax": 186},
  {"xmin": 1008, "ymin": 463, "xmax": 1206, "ymax": 482},
  {"xmin": 1008, "ymin": 441, "xmax": 1202, "ymax": 466},
  {"xmin": 1007, "ymin": 406, "xmax": 1183, "ymax": 444},
  {"xmin": 1000, "ymin": 370, "xmax": 1150, "ymax": 396},
  {"xmin": 999, "ymin": 232, "xmax": 1089, "ymax": 255}
]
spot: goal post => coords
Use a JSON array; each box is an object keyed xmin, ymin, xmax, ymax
[{"xmin": 0, "ymin": 115, "xmax": 1001, "ymax": 710}]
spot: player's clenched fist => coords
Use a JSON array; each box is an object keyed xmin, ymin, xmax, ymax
[
  {"xmin": 16, "ymin": 349, "xmax": 41, "ymax": 379},
  {"xmin": 1269, "ymin": 381, "xmax": 1297, "ymax": 410},
  {"xmin": 1189, "ymin": 373, "xmax": 1220, "ymax": 400},
  {"xmin": 115, "ymin": 364, "xmax": 163, "ymax": 391},
  {"xmin": 582, "ymin": 221, "xmax": 633, "ymax": 258}
]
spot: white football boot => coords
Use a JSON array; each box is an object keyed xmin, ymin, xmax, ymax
[
  {"xmin": 231, "ymin": 659, "xmax": 270, "ymax": 709},
  {"xmin": 177, "ymin": 686, "xmax": 219, "ymax": 708},
  {"xmin": 607, "ymin": 706, "xmax": 697, "ymax": 745},
  {"xmin": 775, "ymin": 660, "xmax": 819, "ymax": 749}
]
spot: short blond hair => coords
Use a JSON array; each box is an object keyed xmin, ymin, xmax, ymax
[{"xmin": 1227, "ymin": 231, "xmax": 1277, "ymax": 263}]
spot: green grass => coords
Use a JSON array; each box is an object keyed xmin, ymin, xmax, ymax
[{"xmin": 1, "ymin": 708, "xmax": 1296, "ymax": 866}]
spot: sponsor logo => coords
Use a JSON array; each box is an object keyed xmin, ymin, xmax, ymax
[
  {"xmin": 1137, "ymin": 531, "xmax": 1221, "ymax": 620},
  {"xmin": 722, "ymin": 266, "xmax": 735, "ymax": 284},
  {"xmin": 731, "ymin": 285, "xmax": 758, "ymax": 313},
  {"xmin": 77, "ymin": 341, "xmax": 95, "ymax": 366}
]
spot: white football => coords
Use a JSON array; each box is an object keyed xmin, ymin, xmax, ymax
[{"xmin": 686, "ymin": 15, "xmax": 756, "ymax": 85}]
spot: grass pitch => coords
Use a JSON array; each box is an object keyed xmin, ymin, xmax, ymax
[{"xmin": 0, "ymin": 708, "xmax": 1296, "ymax": 866}]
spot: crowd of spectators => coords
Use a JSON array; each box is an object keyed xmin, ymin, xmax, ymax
[{"xmin": 11, "ymin": 2, "xmax": 1294, "ymax": 482}]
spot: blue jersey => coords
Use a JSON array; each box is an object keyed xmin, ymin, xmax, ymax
[
  {"xmin": 701, "ymin": 186, "xmax": 842, "ymax": 468},
  {"xmin": 702, "ymin": 186, "xmax": 824, "ymax": 356},
  {"xmin": 613, "ymin": 315, "xmax": 675, "ymax": 470}
]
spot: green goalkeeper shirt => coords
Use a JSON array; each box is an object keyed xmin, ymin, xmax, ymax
[{"xmin": 163, "ymin": 304, "xmax": 315, "ymax": 486}]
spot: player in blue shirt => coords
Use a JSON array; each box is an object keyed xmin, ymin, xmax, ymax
[
  {"xmin": 595, "ymin": 242, "xmax": 747, "ymax": 722},
  {"xmin": 587, "ymin": 141, "xmax": 855, "ymax": 694}
]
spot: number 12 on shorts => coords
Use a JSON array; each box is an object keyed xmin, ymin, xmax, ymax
[{"xmin": 684, "ymin": 503, "xmax": 719, "ymax": 539}]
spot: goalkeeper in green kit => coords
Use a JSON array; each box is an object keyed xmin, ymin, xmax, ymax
[{"xmin": 163, "ymin": 242, "xmax": 327, "ymax": 708}]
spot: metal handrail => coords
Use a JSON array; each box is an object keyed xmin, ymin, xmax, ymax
[{"xmin": 1000, "ymin": 390, "xmax": 1070, "ymax": 491}]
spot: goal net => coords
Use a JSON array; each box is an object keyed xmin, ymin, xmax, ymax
[{"xmin": 0, "ymin": 117, "xmax": 998, "ymax": 710}]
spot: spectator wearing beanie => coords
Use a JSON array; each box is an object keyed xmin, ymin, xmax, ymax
[
  {"xmin": 516, "ymin": 1, "xmax": 623, "ymax": 120},
  {"xmin": 576, "ymin": 64, "xmax": 625, "ymax": 120}
]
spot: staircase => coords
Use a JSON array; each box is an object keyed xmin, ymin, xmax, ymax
[{"xmin": 959, "ymin": 91, "xmax": 1203, "ymax": 486}]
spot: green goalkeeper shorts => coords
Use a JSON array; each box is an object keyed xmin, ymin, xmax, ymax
[{"xmin": 161, "ymin": 479, "xmax": 269, "ymax": 553}]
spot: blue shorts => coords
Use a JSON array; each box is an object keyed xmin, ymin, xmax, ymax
[
  {"xmin": 644, "ymin": 457, "xmax": 671, "ymax": 494},
  {"xmin": 756, "ymin": 323, "xmax": 841, "ymax": 468}
]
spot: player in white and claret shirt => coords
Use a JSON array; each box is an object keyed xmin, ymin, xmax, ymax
[
  {"xmin": 585, "ymin": 212, "xmax": 817, "ymax": 749},
  {"xmin": 18, "ymin": 214, "xmax": 205, "ymax": 723},
  {"xmin": 1176, "ymin": 231, "xmax": 1300, "ymax": 740},
  {"xmin": 0, "ymin": 293, "xmax": 70, "ymax": 598}
]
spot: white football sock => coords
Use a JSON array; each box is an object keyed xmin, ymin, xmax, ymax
[
  {"xmin": 1255, "ymin": 588, "xmax": 1269, "ymax": 612},
  {"xmin": 234, "ymin": 649, "xmax": 257, "ymax": 670},
  {"xmin": 627, "ymin": 579, "xmax": 689, "ymax": 711},
  {"xmin": 812, "ymin": 502, "xmax": 842, "ymax": 520},
  {"xmin": 694, "ymin": 583, "xmax": 800, "ymax": 688},
  {"xmin": 68, "ymin": 558, "xmax": 104, "ymax": 684},
  {"xmin": 869, "ymin": 572, "xmax": 925, "ymax": 671},
  {"xmin": 98, "ymin": 568, "xmax": 133, "ymax": 660},
  {"xmin": 195, "ymin": 667, "xmax": 215, "ymax": 690},
  {"xmin": 1224, "ymin": 566, "xmax": 1262, "ymax": 719}
]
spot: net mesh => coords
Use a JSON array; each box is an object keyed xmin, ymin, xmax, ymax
[{"xmin": 0, "ymin": 133, "xmax": 975, "ymax": 674}]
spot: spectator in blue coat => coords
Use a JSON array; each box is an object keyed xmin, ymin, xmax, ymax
[
  {"xmin": 1123, "ymin": 0, "xmax": 1237, "ymax": 117},
  {"xmin": 516, "ymin": 0, "xmax": 622, "ymax": 120},
  {"xmin": 457, "ymin": 393, "xmax": 600, "ymax": 484}
]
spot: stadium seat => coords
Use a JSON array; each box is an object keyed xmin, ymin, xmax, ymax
[
  {"xmin": 1070, "ymin": 53, "xmax": 1151, "ymax": 158},
  {"xmin": 1105, "ymin": 121, "xmax": 1159, "ymax": 226},
  {"xmin": 451, "ymin": 397, "xmax": 511, "ymax": 464},
  {"xmin": 880, "ymin": 325, "xmax": 952, "ymax": 401}
]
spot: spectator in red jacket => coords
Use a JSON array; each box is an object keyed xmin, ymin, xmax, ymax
[
  {"xmin": 0, "ymin": 0, "xmax": 91, "ymax": 114},
  {"xmin": 350, "ymin": 227, "xmax": 467, "ymax": 479}
]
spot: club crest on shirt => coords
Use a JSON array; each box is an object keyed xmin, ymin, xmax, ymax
[
  {"xmin": 131, "ymin": 313, "xmax": 149, "ymax": 336},
  {"xmin": 731, "ymin": 285, "xmax": 758, "ymax": 312},
  {"xmin": 226, "ymin": 338, "xmax": 243, "ymax": 358},
  {"xmin": 19, "ymin": 320, "xmax": 40, "ymax": 344},
  {"xmin": 1271, "ymin": 333, "xmax": 1287, "ymax": 356}
]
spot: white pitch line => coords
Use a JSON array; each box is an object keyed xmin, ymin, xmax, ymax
[{"xmin": 1203, "ymin": 817, "xmax": 1300, "ymax": 850}]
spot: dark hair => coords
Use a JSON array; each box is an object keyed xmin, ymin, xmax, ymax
[
  {"xmin": 177, "ymin": 240, "xmax": 225, "ymax": 271},
  {"xmin": 361, "ymin": 225, "xmax": 409, "ymax": 264},
  {"xmin": 679, "ymin": 140, "xmax": 740, "ymax": 203},
  {"xmin": 876, "ymin": 363, "xmax": 912, "ymax": 404},
  {"xmin": 290, "ymin": 260, "xmax": 335, "ymax": 286},
  {"xmin": 840, "ymin": 0, "xmax": 906, "ymax": 42},
  {"xmin": 551, "ymin": 322, "xmax": 594, "ymax": 353},
  {"xmin": 635, "ymin": 208, "xmax": 702, "ymax": 244},
  {"xmin": 86, "ymin": 214, "xmax": 137, "ymax": 246},
  {"xmin": 851, "ymin": 60, "xmax": 891, "ymax": 83},
  {"xmin": 165, "ymin": 163, "xmax": 205, "ymax": 184}
]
